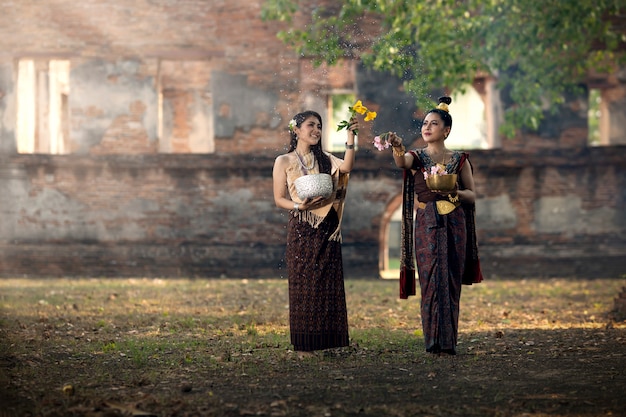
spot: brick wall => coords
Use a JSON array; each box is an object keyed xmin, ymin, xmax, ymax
[
  {"xmin": 1, "ymin": 146, "xmax": 625, "ymax": 279},
  {"xmin": 1, "ymin": 1, "xmax": 625, "ymax": 157},
  {"xmin": 0, "ymin": 1, "xmax": 625, "ymax": 281},
  {"xmin": 0, "ymin": 0, "xmax": 303, "ymax": 156}
]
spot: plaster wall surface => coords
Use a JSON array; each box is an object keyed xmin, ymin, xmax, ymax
[
  {"xmin": 1, "ymin": 146, "xmax": 624, "ymax": 279},
  {"xmin": 0, "ymin": 0, "xmax": 625, "ymax": 280}
]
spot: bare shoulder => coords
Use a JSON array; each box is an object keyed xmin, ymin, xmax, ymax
[{"xmin": 274, "ymin": 152, "xmax": 294, "ymax": 169}]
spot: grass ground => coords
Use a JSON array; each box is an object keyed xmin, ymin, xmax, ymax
[{"xmin": 0, "ymin": 277, "xmax": 624, "ymax": 416}]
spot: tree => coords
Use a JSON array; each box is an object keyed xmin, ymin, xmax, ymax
[{"xmin": 262, "ymin": 0, "xmax": 624, "ymax": 137}]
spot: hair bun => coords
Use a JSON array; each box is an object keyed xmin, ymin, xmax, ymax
[{"xmin": 436, "ymin": 96, "xmax": 451, "ymax": 113}]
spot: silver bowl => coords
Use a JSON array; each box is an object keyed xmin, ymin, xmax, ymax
[{"xmin": 294, "ymin": 173, "xmax": 333, "ymax": 200}]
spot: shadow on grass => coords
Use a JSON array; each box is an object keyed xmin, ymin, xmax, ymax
[{"xmin": 0, "ymin": 277, "xmax": 624, "ymax": 416}]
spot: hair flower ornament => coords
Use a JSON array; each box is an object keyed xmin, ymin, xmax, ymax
[
  {"xmin": 287, "ymin": 119, "xmax": 297, "ymax": 132},
  {"xmin": 336, "ymin": 100, "xmax": 377, "ymax": 135}
]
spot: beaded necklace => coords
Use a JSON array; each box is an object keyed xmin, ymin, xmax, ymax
[{"xmin": 295, "ymin": 151, "xmax": 315, "ymax": 171}]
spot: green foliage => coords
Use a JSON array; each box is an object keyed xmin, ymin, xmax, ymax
[{"xmin": 261, "ymin": 0, "xmax": 624, "ymax": 136}]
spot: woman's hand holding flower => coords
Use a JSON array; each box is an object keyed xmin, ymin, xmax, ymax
[
  {"xmin": 388, "ymin": 132, "xmax": 403, "ymax": 148},
  {"xmin": 337, "ymin": 100, "xmax": 377, "ymax": 136},
  {"xmin": 348, "ymin": 115, "xmax": 359, "ymax": 135},
  {"xmin": 373, "ymin": 131, "xmax": 403, "ymax": 150}
]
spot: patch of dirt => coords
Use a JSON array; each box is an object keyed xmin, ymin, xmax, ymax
[{"xmin": 0, "ymin": 278, "xmax": 624, "ymax": 417}]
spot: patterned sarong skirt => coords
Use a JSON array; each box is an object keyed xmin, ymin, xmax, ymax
[{"xmin": 286, "ymin": 208, "xmax": 349, "ymax": 351}]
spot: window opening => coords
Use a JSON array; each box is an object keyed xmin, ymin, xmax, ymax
[
  {"xmin": 386, "ymin": 207, "xmax": 402, "ymax": 271},
  {"xmin": 447, "ymin": 86, "xmax": 488, "ymax": 149},
  {"xmin": 588, "ymin": 88, "xmax": 601, "ymax": 146},
  {"xmin": 158, "ymin": 60, "xmax": 215, "ymax": 154},
  {"xmin": 380, "ymin": 203, "xmax": 405, "ymax": 280},
  {"xmin": 16, "ymin": 59, "xmax": 70, "ymax": 154},
  {"xmin": 326, "ymin": 92, "xmax": 356, "ymax": 152}
]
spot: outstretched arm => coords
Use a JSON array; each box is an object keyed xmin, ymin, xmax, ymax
[
  {"xmin": 388, "ymin": 132, "xmax": 414, "ymax": 169},
  {"xmin": 339, "ymin": 116, "xmax": 359, "ymax": 173}
]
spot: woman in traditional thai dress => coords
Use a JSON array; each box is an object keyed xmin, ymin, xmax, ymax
[
  {"xmin": 387, "ymin": 97, "xmax": 483, "ymax": 355},
  {"xmin": 272, "ymin": 110, "xmax": 358, "ymax": 352}
]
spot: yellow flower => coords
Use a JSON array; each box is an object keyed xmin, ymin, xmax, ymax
[
  {"xmin": 351, "ymin": 100, "xmax": 367, "ymax": 115},
  {"xmin": 364, "ymin": 111, "xmax": 377, "ymax": 122},
  {"xmin": 336, "ymin": 99, "xmax": 379, "ymax": 135}
]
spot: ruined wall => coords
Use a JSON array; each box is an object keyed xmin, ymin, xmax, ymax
[
  {"xmin": 472, "ymin": 146, "xmax": 626, "ymax": 278},
  {"xmin": 1, "ymin": 146, "xmax": 625, "ymax": 279},
  {"xmin": 0, "ymin": 0, "xmax": 301, "ymax": 156},
  {"xmin": 1, "ymin": 1, "xmax": 625, "ymax": 156},
  {"xmin": 0, "ymin": 1, "xmax": 625, "ymax": 280},
  {"xmin": 0, "ymin": 153, "xmax": 283, "ymax": 278}
]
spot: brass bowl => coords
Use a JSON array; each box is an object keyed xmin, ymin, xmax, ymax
[
  {"xmin": 425, "ymin": 174, "xmax": 457, "ymax": 192},
  {"xmin": 294, "ymin": 173, "xmax": 333, "ymax": 200}
]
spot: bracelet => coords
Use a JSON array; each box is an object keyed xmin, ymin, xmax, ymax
[
  {"xmin": 293, "ymin": 203, "xmax": 300, "ymax": 213},
  {"xmin": 448, "ymin": 193, "xmax": 459, "ymax": 203},
  {"xmin": 345, "ymin": 142, "xmax": 355, "ymax": 150},
  {"xmin": 392, "ymin": 145, "xmax": 406, "ymax": 157}
]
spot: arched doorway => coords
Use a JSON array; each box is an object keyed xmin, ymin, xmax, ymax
[{"xmin": 378, "ymin": 194, "xmax": 403, "ymax": 279}]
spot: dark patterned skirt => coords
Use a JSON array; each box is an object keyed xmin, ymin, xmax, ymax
[
  {"xmin": 414, "ymin": 204, "xmax": 466, "ymax": 354},
  {"xmin": 286, "ymin": 208, "xmax": 349, "ymax": 351}
]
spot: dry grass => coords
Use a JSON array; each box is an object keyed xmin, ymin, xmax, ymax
[{"xmin": 1, "ymin": 277, "xmax": 625, "ymax": 417}]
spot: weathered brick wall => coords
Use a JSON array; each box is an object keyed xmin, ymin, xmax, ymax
[
  {"xmin": 1, "ymin": 146, "xmax": 624, "ymax": 279},
  {"xmin": 0, "ymin": 153, "xmax": 283, "ymax": 278},
  {"xmin": 0, "ymin": 1, "xmax": 625, "ymax": 281},
  {"xmin": 1, "ymin": 1, "xmax": 625, "ymax": 157},
  {"xmin": 0, "ymin": 0, "xmax": 289, "ymax": 71},
  {"xmin": 0, "ymin": 0, "xmax": 302, "ymax": 156}
]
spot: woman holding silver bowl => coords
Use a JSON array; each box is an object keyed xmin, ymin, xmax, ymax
[
  {"xmin": 272, "ymin": 110, "xmax": 358, "ymax": 353},
  {"xmin": 387, "ymin": 96, "xmax": 483, "ymax": 356}
]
